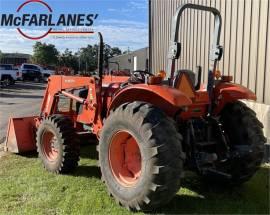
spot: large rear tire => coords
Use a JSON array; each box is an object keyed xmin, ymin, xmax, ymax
[
  {"xmin": 99, "ymin": 102, "xmax": 184, "ymax": 211},
  {"xmin": 208, "ymin": 101, "xmax": 266, "ymax": 184},
  {"xmin": 36, "ymin": 115, "xmax": 80, "ymax": 174}
]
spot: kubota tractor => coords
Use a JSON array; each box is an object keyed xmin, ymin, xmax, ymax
[{"xmin": 5, "ymin": 4, "xmax": 266, "ymax": 211}]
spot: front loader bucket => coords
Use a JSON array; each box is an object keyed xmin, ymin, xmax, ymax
[{"xmin": 5, "ymin": 116, "xmax": 37, "ymax": 153}]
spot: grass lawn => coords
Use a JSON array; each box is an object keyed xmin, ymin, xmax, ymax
[{"xmin": 0, "ymin": 145, "xmax": 269, "ymax": 215}]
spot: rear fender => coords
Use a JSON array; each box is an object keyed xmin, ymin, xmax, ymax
[
  {"xmin": 214, "ymin": 82, "xmax": 256, "ymax": 114},
  {"xmin": 108, "ymin": 84, "xmax": 192, "ymax": 116}
]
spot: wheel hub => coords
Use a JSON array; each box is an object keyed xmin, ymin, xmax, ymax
[
  {"xmin": 42, "ymin": 130, "xmax": 59, "ymax": 162},
  {"xmin": 109, "ymin": 131, "xmax": 142, "ymax": 187}
]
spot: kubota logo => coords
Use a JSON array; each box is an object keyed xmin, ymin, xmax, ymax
[{"xmin": 0, "ymin": 0, "xmax": 98, "ymax": 40}]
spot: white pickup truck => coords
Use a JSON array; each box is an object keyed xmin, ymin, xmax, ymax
[{"xmin": 0, "ymin": 64, "xmax": 22, "ymax": 86}]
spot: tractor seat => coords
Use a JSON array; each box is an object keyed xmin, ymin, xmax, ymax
[
  {"xmin": 174, "ymin": 70, "xmax": 196, "ymax": 86},
  {"xmin": 173, "ymin": 70, "xmax": 197, "ymax": 98}
]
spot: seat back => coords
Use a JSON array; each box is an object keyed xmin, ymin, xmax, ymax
[{"xmin": 173, "ymin": 70, "xmax": 196, "ymax": 98}]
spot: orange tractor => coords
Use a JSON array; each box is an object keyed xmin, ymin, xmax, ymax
[{"xmin": 5, "ymin": 4, "xmax": 266, "ymax": 211}]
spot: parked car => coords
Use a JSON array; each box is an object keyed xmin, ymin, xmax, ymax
[
  {"xmin": 0, "ymin": 64, "xmax": 22, "ymax": 86},
  {"xmin": 20, "ymin": 63, "xmax": 55, "ymax": 82},
  {"xmin": 20, "ymin": 64, "xmax": 42, "ymax": 82}
]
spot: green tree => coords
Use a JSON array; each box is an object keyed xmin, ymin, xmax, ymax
[
  {"xmin": 78, "ymin": 44, "xmax": 98, "ymax": 73},
  {"xmin": 58, "ymin": 49, "xmax": 79, "ymax": 71},
  {"xmin": 32, "ymin": 42, "xmax": 59, "ymax": 66},
  {"xmin": 77, "ymin": 44, "xmax": 122, "ymax": 73},
  {"xmin": 111, "ymin": 47, "xmax": 122, "ymax": 56}
]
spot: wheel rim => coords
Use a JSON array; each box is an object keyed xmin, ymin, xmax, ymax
[
  {"xmin": 41, "ymin": 130, "xmax": 59, "ymax": 162},
  {"xmin": 3, "ymin": 79, "xmax": 9, "ymax": 86},
  {"xmin": 109, "ymin": 131, "xmax": 142, "ymax": 187}
]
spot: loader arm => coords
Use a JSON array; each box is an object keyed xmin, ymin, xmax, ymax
[
  {"xmin": 40, "ymin": 76, "xmax": 98, "ymax": 116},
  {"xmin": 5, "ymin": 32, "xmax": 107, "ymax": 153}
]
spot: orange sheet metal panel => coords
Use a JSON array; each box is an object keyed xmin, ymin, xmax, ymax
[{"xmin": 5, "ymin": 116, "xmax": 37, "ymax": 153}]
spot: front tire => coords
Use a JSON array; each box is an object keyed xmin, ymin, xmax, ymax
[
  {"xmin": 36, "ymin": 115, "xmax": 80, "ymax": 174},
  {"xmin": 99, "ymin": 102, "xmax": 184, "ymax": 211}
]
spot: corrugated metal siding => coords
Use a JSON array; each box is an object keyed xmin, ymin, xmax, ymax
[{"xmin": 150, "ymin": 0, "xmax": 270, "ymax": 104}]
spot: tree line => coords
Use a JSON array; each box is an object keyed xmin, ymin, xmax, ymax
[{"xmin": 31, "ymin": 42, "xmax": 123, "ymax": 72}]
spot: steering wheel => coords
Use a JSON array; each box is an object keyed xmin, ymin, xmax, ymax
[{"xmin": 130, "ymin": 70, "xmax": 154, "ymax": 83}]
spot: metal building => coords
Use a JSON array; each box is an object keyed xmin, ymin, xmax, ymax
[
  {"xmin": 0, "ymin": 53, "xmax": 31, "ymax": 66},
  {"xmin": 109, "ymin": 47, "xmax": 149, "ymax": 72},
  {"xmin": 149, "ymin": 0, "xmax": 269, "ymax": 140}
]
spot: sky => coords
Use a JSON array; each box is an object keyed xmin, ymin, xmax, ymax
[{"xmin": 0, "ymin": 0, "xmax": 148, "ymax": 54}]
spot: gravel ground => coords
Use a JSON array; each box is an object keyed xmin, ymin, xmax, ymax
[{"xmin": 0, "ymin": 82, "xmax": 46, "ymax": 144}]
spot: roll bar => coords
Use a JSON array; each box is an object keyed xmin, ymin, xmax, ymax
[{"xmin": 167, "ymin": 3, "xmax": 223, "ymax": 85}]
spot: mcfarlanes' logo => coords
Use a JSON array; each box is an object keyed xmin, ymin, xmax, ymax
[{"xmin": 0, "ymin": 0, "xmax": 98, "ymax": 40}]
